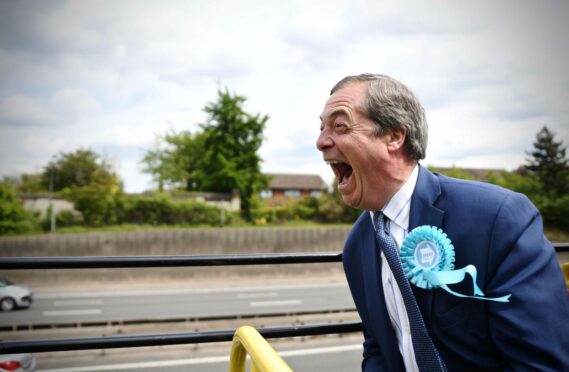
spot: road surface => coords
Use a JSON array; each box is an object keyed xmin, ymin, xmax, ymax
[{"xmin": 1, "ymin": 282, "xmax": 355, "ymax": 328}]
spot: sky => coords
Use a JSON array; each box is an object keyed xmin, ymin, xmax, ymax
[{"xmin": 1, "ymin": 0, "xmax": 568, "ymax": 193}]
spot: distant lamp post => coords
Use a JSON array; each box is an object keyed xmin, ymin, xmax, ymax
[{"xmin": 49, "ymin": 173, "xmax": 56, "ymax": 233}]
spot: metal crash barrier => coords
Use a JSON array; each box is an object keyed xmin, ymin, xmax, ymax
[
  {"xmin": 0, "ymin": 243, "xmax": 567, "ymax": 355},
  {"xmin": 230, "ymin": 325, "xmax": 292, "ymax": 372}
]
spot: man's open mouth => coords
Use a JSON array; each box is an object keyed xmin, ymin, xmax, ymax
[{"xmin": 326, "ymin": 160, "xmax": 353, "ymax": 187}]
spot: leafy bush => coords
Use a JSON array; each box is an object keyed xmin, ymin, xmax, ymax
[
  {"xmin": 293, "ymin": 197, "xmax": 319, "ymax": 220},
  {"xmin": 486, "ymin": 171, "xmax": 543, "ymax": 198},
  {"xmin": 485, "ymin": 170, "xmax": 567, "ymax": 231},
  {"xmin": 121, "ymin": 195, "xmax": 223, "ymax": 226},
  {"xmin": 314, "ymin": 190, "xmax": 361, "ymax": 223},
  {"xmin": 65, "ymin": 184, "xmax": 121, "ymax": 227},
  {"xmin": 174, "ymin": 199, "xmax": 224, "ymax": 225},
  {"xmin": 313, "ymin": 193, "xmax": 346, "ymax": 223},
  {"xmin": 253, "ymin": 196, "xmax": 320, "ymax": 224},
  {"xmin": 55, "ymin": 210, "xmax": 84, "ymax": 228},
  {"xmin": 437, "ymin": 167, "xmax": 476, "ymax": 180},
  {"xmin": 253, "ymin": 192, "xmax": 361, "ymax": 225},
  {"xmin": 0, "ymin": 183, "xmax": 40, "ymax": 234},
  {"xmin": 253, "ymin": 205, "xmax": 290, "ymax": 224},
  {"xmin": 533, "ymin": 195, "xmax": 569, "ymax": 230}
]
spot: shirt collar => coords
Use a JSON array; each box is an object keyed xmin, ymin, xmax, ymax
[{"xmin": 369, "ymin": 164, "xmax": 419, "ymax": 230}]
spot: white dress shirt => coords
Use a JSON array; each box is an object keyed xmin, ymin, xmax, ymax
[{"xmin": 370, "ymin": 164, "xmax": 419, "ymax": 372}]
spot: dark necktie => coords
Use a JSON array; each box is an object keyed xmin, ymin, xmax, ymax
[{"xmin": 374, "ymin": 212, "xmax": 446, "ymax": 372}]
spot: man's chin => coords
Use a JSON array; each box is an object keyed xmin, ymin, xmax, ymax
[{"xmin": 341, "ymin": 193, "xmax": 364, "ymax": 210}]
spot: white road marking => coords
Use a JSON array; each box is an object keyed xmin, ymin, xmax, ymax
[
  {"xmin": 249, "ymin": 299, "xmax": 301, "ymax": 307},
  {"xmin": 54, "ymin": 299, "xmax": 104, "ymax": 306},
  {"xmin": 43, "ymin": 309, "xmax": 102, "ymax": 317},
  {"xmin": 36, "ymin": 355, "xmax": 230, "ymax": 371},
  {"xmin": 237, "ymin": 292, "xmax": 278, "ymax": 299},
  {"xmin": 36, "ymin": 344, "xmax": 362, "ymax": 371},
  {"xmin": 35, "ymin": 282, "xmax": 348, "ymax": 299}
]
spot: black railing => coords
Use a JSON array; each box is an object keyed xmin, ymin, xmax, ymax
[
  {"xmin": 0, "ymin": 321, "xmax": 363, "ymax": 354},
  {"xmin": 0, "ymin": 252, "xmax": 343, "ymax": 270},
  {"xmin": 0, "ymin": 243, "xmax": 566, "ymax": 354}
]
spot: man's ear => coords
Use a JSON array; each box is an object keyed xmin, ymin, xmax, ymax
[{"xmin": 385, "ymin": 128, "xmax": 406, "ymax": 152}]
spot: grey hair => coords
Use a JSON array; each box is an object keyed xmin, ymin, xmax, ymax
[{"xmin": 331, "ymin": 73, "xmax": 428, "ymax": 160}]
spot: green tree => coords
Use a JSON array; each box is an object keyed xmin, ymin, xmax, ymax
[
  {"xmin": 141, "ymin": 131, "xmax": 207, "ymax": 191},
  {"xmin": 199, "ymin": 89, "xmax": 269, "ymax": 221},
  {"xmin": 41, "ymin": 149, "xmax": 122, "ymax": 227},
  {"xmin": 442, "ymin": 167, "xmax": 475, "ymax": 180},
  {"xmin": 141, "ymin": 89, "xmax": 269, "ymax": 221},
  {"xmin": 486, "ymin": 170, "xmax": 542, "ymax": 198},
  {"xmin": 428, "ymin": 166, "xmax": 476, "ymax": 180},
  {"xmin": 1, "ymin": 174, "xmax": 45, "ymax": 193},
  {"xmin": 63, "ymin": 183, "xmax": 120, "ymax": 226},
  {"xmin": 0, "ymin": 183, "xmax": 38, "ymax": 234},
  {"xmin": 19, "ymin": 173, "xmax": 45, "ymax": 193},
  {"xmin": 525, "ymin": 126, "xmax": 569, "ymax": 197},
  {"xmin": 42, "ymin": 149, "xmax": 121, "ymax": 192}
]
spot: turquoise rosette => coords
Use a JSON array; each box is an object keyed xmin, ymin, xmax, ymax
[
  {"xmin": 400, "ymin": 225, "xmax": 455, "ymax": 290},
  {"xmin": 400, "ymin": 225, "xmax": 511, "ymax": 303}
]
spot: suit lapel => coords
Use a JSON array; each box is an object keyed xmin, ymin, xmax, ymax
[
  {"xmin": 408, "ymin": 165, "xmax": 444, "ymax": 326},
  {"xmin": 361, "ymin": 217, "xmax": 389, "ymax": 337},
  {"xmin": 360, "ymin": 215, "xmax": 404, "ymax": 370}
]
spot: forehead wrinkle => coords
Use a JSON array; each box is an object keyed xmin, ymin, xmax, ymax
[{"xmin": 322, "ymin": 106, "xmax": 352, "ymax": 124}]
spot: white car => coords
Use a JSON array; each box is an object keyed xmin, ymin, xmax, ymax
[
  {"xmin": 0, "ymin": 353, "xmax": 36, "ymax": 372},
  {"xmin": 0, "ymin": 278, "xmax": 33, "ymax": 312}
]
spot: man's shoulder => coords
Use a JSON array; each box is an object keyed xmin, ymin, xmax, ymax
[
  {"xmin": 344, "ymin": 212, "xmax": 371, "ymax": 249},
  {"xmin": 352, "ymin": 210, "xmax": 374, "ymax": 232}
]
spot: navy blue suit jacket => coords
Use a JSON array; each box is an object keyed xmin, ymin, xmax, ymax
[{"xmin": 343, "ymin": 166, "xmax": 569, "ymax": 371}]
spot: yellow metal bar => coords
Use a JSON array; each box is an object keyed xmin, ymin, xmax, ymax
[
  {"xmin": 562, "ymin": 263, "xmax": 569, "ymax": 288},
  {"xmin": 229, "ymin": 325, "xmax": 293, "ymax": 372}
]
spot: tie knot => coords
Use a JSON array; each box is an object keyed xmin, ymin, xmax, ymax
[{"xmin": 374, "ymin": 211, "xmax": 390, "ymax": 235}]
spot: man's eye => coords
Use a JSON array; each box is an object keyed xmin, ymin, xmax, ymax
[{"xmin": 335, "ymin": 122, "xmax": 347, "ymax": 129}]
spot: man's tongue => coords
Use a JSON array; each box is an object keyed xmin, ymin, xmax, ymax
[{"xmin": 338, "ymin": 164, "xmax": 353, "ymax": 187}]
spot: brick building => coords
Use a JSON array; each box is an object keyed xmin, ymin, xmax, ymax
[{"xmin": 260, "ymin": 173, "xmax": 328, "ymax": 202}]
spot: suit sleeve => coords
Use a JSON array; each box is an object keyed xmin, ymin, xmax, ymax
[
  {"xmin": 361, "ymin": 324, "xmax": 388, "ymax": 371},
  {"xmin": 486, "ymin": 193, "xmax": 569, "ymax": 371}
]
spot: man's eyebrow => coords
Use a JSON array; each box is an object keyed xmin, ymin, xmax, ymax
[{"xmin": 320, "ymin": 108, "xmax": 349, "ymax": 123}]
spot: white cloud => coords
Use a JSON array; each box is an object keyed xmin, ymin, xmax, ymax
[
  {"xmin": 0, "ymin": 94, "xmax": 50, "ymax": 126},
  {"xmin": 424, "ymin": 101, "xmax": 551, "ymax": 170},
  {"xmin": 0, "ymin": 0, "xmax": 568, "ymax": 192},
  {"xmin": 51, "ymin": 88, "xmax": 101, "ymax": 118}
]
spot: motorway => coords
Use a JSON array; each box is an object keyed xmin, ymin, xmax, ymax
[
  {"xmin": 1, "ymin": 282, "xmax": 355, "ymax": 328},
  {"xmin": 1, "ymin": 282, "xmax": 362, "ymax": 370}
]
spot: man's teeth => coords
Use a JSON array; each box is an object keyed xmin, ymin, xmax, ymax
[{"xmin": 326, "ymin": 160, "xmax": 342, "ymax": 165}]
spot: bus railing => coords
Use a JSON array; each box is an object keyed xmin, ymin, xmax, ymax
[
  {"xmin": 229, "ymin": 325, "xmax": 292, "ymax": 372},
  {"xmin": 0, "ymin": 321, "xmax": 363, "ymax": 354},
  {"xmin": 0, "ymin": 243, "xmax": 566, "ymax": 354},
  {"xmin": 0, "ymin": 252, "xmax": 343, "ymax": 270}
]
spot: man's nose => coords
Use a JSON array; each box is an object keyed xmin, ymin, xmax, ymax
[{"xmin": 316, "ymin": 130, "xmax": 333, "ymax": 152}]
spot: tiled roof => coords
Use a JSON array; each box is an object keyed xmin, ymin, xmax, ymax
[{"xmin": 267, "ymin": 173, "xmax": 327, "ymax": 190}]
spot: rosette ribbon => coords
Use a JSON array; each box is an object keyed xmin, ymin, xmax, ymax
[{"xmin": 400, "ymin": 226, "xmax": 511, "ymax": 303}]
